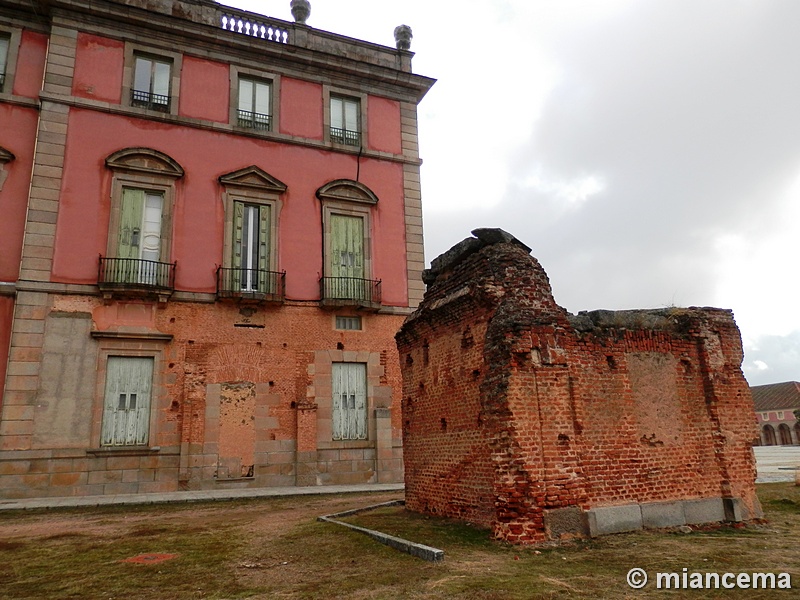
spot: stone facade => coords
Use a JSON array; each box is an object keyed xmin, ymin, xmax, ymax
[
  {"xmin": 396, "ymin": 229, "xmax": 762, "ymax": 544},
  {"xmin": 0, "ymin": 0, "xmax": 433, "ymax": 499}
]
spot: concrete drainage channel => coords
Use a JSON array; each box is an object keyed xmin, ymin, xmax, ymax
[{"xmin": 318, "ymin": 500, "xmax": 445, "ymax": 562}]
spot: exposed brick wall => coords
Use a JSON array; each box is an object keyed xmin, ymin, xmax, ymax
[{"xmin": 397, "ymin": 230, "xmax": 761, "ymax": 544}]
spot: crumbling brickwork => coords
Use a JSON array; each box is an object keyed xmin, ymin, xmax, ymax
[{"xmin": 396, "ymin": 229, "xmax": 762, "ymax": 544}]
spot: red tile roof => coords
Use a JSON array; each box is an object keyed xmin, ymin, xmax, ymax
[{"xmin": 750, "ymin": 381, "xmax": 800, "ymax": 412}]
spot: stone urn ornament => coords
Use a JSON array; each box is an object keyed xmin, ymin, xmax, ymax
[
  {"xmin": 290, "ymin": 0, "xmax": 310, "ymax": 24},
  {"xmin": 394, "ymin": 24, "xmax": 412, "ymax": 50}
]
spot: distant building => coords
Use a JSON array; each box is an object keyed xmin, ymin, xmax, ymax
[
  {"xmin": 0, "ymin": 0, "xmax": 434, "ymax": 499},
  {"xmin": 751, "ymin": 382, "xmax": 800, "ymax": 446}
]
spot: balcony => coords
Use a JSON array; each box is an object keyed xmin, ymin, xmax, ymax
[
  {"xmin": 320, "ymin": 276, "xmax": 381, "ymax": 310},
  {"xmin": 217, "ymin": 267, "xmax": 285, "ymax": 303},
  {"xmin": 237, "ymin": 110, "xmax": 271, "ymax": 131},
  {"xmin": 330, "ymin": 127, "xmax": 361, "ymax": 147},
  {"xmin": 98, "ymin": 257, "xmax": 176, "ymax": 301},
  {"xmin": 130, "ymin": 89, "xmax": 170, "ymax": 113}
]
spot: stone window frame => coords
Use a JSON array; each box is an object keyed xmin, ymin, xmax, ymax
[
  {"xmin": 322, "ymin": 85, "xmax": 368, "ymax": 147},
  {"xmin": 89, "ymin": 338, "xmax": 170, "ymax": 452},
  {"xmin": 316, "ymin": 179, "xmax": 378, "ymax": 281},
  {"xmin": 229, "ymin": 64, "xmax": 281, "ymax": 133},
  {"xmin": 312, "ymin": 350, "xmax": 385, "ymax": 449},
  {"xmin": 0, "ymin": 26, "xmax": 21, "ymax": 95},
  {"xmin": 104, "ymin": 148, "xmax": 184, "ymax": 262},
  {"xmin": 0, "ymin": 145, "xmax": 14, "ymax": 192},
  {"xmin": 219, "ymin": 166, "xmax": 287, "ymax": 274},
  {"xmin": 121, "ymin": 42, "xmax": 183, "ymax": 116}
]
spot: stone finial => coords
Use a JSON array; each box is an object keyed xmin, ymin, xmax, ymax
[
  {"xmin": 290, "ymin": 0, "xmax": 310, "ymax": 24},
  {"xmin": 394, "ymin": 24, "xmax": 412, "ymax": 50}
]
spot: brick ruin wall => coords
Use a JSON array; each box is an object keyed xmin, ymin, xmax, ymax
[{"xmin": 396, "ymin": 229, "xmax": 762, "ymax": 544}]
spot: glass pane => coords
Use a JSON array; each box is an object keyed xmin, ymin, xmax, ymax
[
  {"xmin": 0, "ymin": 37, "xmax": 9, "ymax": 77},
  {"xmin": 330, "ymin": 97, "xmax": 343, "ymax": 130},
  {"xmin": 344, "ymin": 99, "xmax": 358, "ymax": 131},
  {"xmin": 238, "ymin": 78, "xmax": 253, "ymax": 112},
  {"xmin": 254, "ymin": 82, "xmax": 270, "ymax": 115},
  {"xmin": 133, "ymin": 57, "xmax": 151, "ymax": 92},
  {"xmin": 118, "ymin": 393, "xmax": 126, "ymax": 410},
  {"xmin": 152, "ymin": 60, "xmax": 170, "ymax": 97}
]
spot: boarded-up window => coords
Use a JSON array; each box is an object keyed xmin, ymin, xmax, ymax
[
  {"xmin": 332, "ymin": 362, "xmax": 367, "ymax": 440},
  {"xmin": 101, "ymin": 356, "xmax": 153, "ymax": 446}
]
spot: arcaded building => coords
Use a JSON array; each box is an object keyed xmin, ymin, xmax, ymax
[
  {"xmin": 396, "ymin": 229, "xmax": 762, "ymax": 544},
  {"xmin": 0, "ymin": 0, "xmax": 434, "ymax": 498}
]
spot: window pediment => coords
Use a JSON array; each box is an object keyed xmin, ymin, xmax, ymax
[
  {"xmin": 105, "ymin": 148, "xmax": 184, "ymax": 178},
  {"xmin": 316, "ymin": 179, "xmax": 378, "ymax": 205},
  {"xmin": 219, "ymin": 165, "xmax": 287, "ymax": 193}
]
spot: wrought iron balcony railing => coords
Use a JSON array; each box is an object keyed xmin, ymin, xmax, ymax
[
  {"xmin": 237, "ymin": 109, "xmax": 271, "ymax": 131},
  {"xmin": 330, "ymin": 127, "xmax": 361, "ymax": 147},
  {"xmin": 320, "ymin": 276, "xmax": 381, "ymax": 308},
  {"xmin": 98, "ymin": 257, "xmax": 176, "ymax": 292},
  {"xmin": 130, "ymin": 89, "xmax": 171, "ymax": 112},
  {"xmin": 217, "ymin": 267, "xmax": 285, "ymax": 301}
]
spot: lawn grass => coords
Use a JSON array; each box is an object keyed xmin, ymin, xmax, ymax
[{"xmin": 0, "ymin": 484, "xmax": 797, "ymax": 599}]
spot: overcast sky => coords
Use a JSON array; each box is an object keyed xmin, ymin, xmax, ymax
[{"xmin": 223, "ymin": 0, "xmax": 800, "ymax": 387}]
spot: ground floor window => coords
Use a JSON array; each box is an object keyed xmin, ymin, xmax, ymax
[
  {"xmin": 332, "ymin": 362, "xmax": 367, "ymax": 440},
  {"xmin": 101, "ymin": 356, "xmax": 154, "ymax": 446}
]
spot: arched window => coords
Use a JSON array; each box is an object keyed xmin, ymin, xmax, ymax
[
  {"xmin": 762, "ymin": 424, "xmax": 777, "ymax": 446},
  {"xmin": 778, "ymin": 423, "xmax": 793, "ymax": 446},
  {"xmin": 794, "ymin": 422, "xmax": 800, "ymax": 446}
]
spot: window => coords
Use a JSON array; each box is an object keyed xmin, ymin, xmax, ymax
[
  {"xmin": 237, "ymin": 78, "xmax": 271, "ymax": 130},
  {"xmin": 101, "ymin": 356, "xmax": 154, "ymax": 446},
  {"xmin": 102, "ymin": 148, "xmax": 183, "ymax": 295},
  {"xmin": 114, "ymin": 188, "xmax": 165, "ymax": 284},
  {"xmin": 0, "ymin": 34, "xmax": 9, "ymax": 90},
  {"xmin": 233, "ymin": 201, "xmax": 271, "ymax": 291},
  {"xmin": 317, "ymin": 179, "xmax": 380, "ymax": 307},
  {"xmin": 218, "ymin": 166, "xmax": 286, "ymax": 299},
  {"xmin": 330, "ymin": 95, "xmax": 360, "ymax": 146},
  {"xmin": 131, "ymin": 54, "xmax": 172, "ymax": 112},
  {"xmin": 335, "ymin": 316, "xmax": 362, "ymax": 331},
  {"xmin": 332, "ymin": 363, "xmax": 367, "ymax": 440}
]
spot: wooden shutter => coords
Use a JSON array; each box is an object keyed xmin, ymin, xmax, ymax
[
  {"xmin": 101, "ymin": 357, "xmax": 154, "ymax": 446},
  {"xmin": 118, "ymin": 189, "xmax": 145, "ymax": 259},
  {"xmin": 332, "ymin": 363, "xmax": 367, "ymax": 440},
  {"xmin": 330, "ymin": 214, "xmax": 364, "ymax": 279},
  {"xmin": 232, "ymin": 201, "xmax": 244, "ymax": 290},
  {"xmin": 258, "ymin": 204, "xmax": 270, "ymax": 274}
]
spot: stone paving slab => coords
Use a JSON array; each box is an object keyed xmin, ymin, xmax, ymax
[{"xmin": 0, "ymin": 483, "xmax": 405, "ymax": 511}]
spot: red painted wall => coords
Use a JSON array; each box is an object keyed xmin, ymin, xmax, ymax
[
  {"xmin": 368, "ymin": 95, "xmax": 402, "ymax": 154},
  {"xmin": 51, "ymin": 108, "xmax": 409, "ymax": 305},
  {"xmin": 0, "ymin": 104, "xmax": 39, "ymax": 281},
  {"xmin": 72, "ymin": 33, "xmax": 123, "ymax": 103},
  {"xmin": 179, "ymin": 55, "xmax": 229, "ymax": 123},
  {"xmin": 279, "ymin": 77, "xmax": 323, "ymax": 139},
  {"xmin": 12, "ymin": 30, "xmax": 47, "ymax": 99}
]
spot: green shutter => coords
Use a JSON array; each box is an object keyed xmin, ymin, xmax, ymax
[
  {"xmin": 330, "ymin": 214, "xmax": 364, "ymax": 279},
  {"xmin": 118, "ymin": 189, "xmax": 145, "ymax": 259},
  {"xmin": 350, "ymin": 216, "xmax": 364, "ymax": 279},
  {"xmin": 233, "ymin": 201, "xmax": 245, "ymax": 269},
  {"xmin": 258, "ymin": 204, "xmax": 270, "ymax": 274}
]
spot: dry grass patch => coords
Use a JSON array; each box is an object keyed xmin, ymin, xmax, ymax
[{"xmin": 0, "ymin": 485, "xmax": 797, "ymax": 599}]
